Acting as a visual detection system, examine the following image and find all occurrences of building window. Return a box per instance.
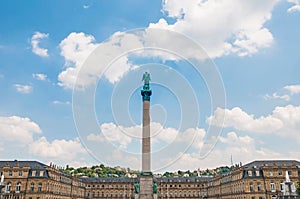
[30,182,34,192]
[248,170,253,176]
[280,181,284,191]
[38,183,42,192]
[31,170,36,176]
[278,171,283,176]
[270,182,276,192]
[256,170,260,176]
[16,182,21,192]
[257,182,262,192]
[5,182,11,192]
[18,171,22,176]
[250,182,254,192]
[269,172,273,176]
[8,171,12,176]
[288,171,292,176]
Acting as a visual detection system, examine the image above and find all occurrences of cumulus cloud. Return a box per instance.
[87,122,206,150]
[31,32,49,57]
[57,1,282,89]
[14,84,33,94]
[32,73,48,81]
[284,84,300,95]
[151,0,278,58]
[0,116,41,144]
[58,32,140,89]
[29,137,87,160]
[207,105,300,141]
[287,0,300,12]
[156,131,283,170]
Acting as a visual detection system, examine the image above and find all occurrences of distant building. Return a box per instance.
[0,160,85,199]
[0,160,299,199]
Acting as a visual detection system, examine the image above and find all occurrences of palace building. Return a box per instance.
[0,160,299,199]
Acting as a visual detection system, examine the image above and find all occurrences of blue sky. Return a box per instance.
[0,0,300,172]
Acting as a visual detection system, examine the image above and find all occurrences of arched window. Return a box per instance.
[30,182,34,192]
[38,183,42,192]
[16,182,21,192]
[5,182,11,192]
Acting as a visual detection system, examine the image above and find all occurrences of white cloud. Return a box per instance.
[0,116,41,144]
[87,122,206,150]
[160,131,285,170]
[14,84,33,94]
[57,1,283,90]
[52,100,70,105]
[83,4,90,9]
[32,73,48,81]
[58,32,99,89]
[264,92,291,101]
[287,0,300,12]
[31,32,49,57]
[58,32,140,89]
[207,105,300,142]
[149,0,278,58]
[207,107,283,133]
[284,84,300,95]
[29,137,87,160]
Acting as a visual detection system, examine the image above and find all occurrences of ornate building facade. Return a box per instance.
[0,160,299,199]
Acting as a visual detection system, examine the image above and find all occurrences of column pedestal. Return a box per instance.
[139,175,153,199]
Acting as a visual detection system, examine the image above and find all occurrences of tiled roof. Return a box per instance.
[0,160,47,169]
[243,160,300,169]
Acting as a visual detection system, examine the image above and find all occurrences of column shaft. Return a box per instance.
[142,100,151,172]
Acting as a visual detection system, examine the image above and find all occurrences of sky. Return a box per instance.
[0,0,300,172]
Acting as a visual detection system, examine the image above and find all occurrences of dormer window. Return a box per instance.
[255,170,260,176]
[248,170,252,176]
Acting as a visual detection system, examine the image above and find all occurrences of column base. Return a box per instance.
[139,175,153,199]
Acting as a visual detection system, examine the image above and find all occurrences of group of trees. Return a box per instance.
[63,164,138,178]
[62,164,235,178]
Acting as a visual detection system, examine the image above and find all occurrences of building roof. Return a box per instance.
[0,160,47,169]
[243,160,300,169]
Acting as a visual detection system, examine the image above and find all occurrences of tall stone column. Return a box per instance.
[140,72,153,199]
[142,99,151,172]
